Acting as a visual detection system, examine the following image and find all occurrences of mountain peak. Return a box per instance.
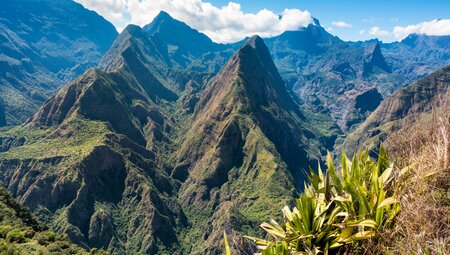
[363,42,391,76]
[237,35,280,80]
[152,10,175,23]
[121,24,148,39]
[99,23,172,72]
[143,10,224,57]
[245,35,264,47]
[312,17,321,26]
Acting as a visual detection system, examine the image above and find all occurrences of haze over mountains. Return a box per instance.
[0,1,448,254]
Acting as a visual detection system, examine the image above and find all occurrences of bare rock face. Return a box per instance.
[355,88,383,114]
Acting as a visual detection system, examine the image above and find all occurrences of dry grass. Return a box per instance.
[366,102,450,255]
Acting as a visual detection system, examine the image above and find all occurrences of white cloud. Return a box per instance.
[74,0,313,43]
[359,30,365,35]
[369,26,390,37]
[331,21,352,28]
[393,19,450,40]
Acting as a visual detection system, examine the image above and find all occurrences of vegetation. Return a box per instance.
[240,147,400,254]
[224,100,449,255]
[368,106,449,255]
[0,186,108,254]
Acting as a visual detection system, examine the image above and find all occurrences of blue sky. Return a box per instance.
[207,0,450,41]
[75,0,450,43]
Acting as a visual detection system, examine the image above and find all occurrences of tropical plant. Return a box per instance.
[244,147,400,254]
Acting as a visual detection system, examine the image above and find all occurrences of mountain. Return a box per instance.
[0,17,338,253]
[362,43,391,76]
[342,65,450,153]
[381,34,450,81]
[174,35,336,253]
[143,11,223,57]
[0,24,188,254]
[264,25,399,131]
[0,0,118,126]
[264,25,449,132]
[0,186,93,254]
[143,11,236,72]
[0,6,449,254]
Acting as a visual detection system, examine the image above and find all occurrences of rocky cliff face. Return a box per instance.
[0,0,118,126]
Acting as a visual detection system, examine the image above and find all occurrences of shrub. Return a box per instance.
[243,147,400,254]
[90,248,110,255]
[5,229,26,243]
[36,231,57,246]
[0,225,13,238]
[46,242,62,252]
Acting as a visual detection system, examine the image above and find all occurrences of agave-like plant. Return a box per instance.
[245,147,400,254]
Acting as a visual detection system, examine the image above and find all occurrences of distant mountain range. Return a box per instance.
[0,0,118,125]
[2,7,448,130]
[0,3,449,255]
[343,65,450,153]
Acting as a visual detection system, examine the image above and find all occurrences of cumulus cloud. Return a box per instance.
[331,21,352,28]
[74,0,313,43]
[75,0,128,30]
[359,30,365,35]
[369,26,390,37]
[393,19,450,40]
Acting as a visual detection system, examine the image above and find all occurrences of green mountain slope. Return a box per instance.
[342,65,450,153]
[0,25,188,253]
[175,36,335,253]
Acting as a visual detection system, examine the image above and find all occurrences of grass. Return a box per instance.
[0,115,110,161]
[365,105,450,255]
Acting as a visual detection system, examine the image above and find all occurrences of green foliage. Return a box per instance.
[0,186,102,254]
[35,231,56,245]
[0,226,13,239]
[5,229,26,243]
[245,147,400,254]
